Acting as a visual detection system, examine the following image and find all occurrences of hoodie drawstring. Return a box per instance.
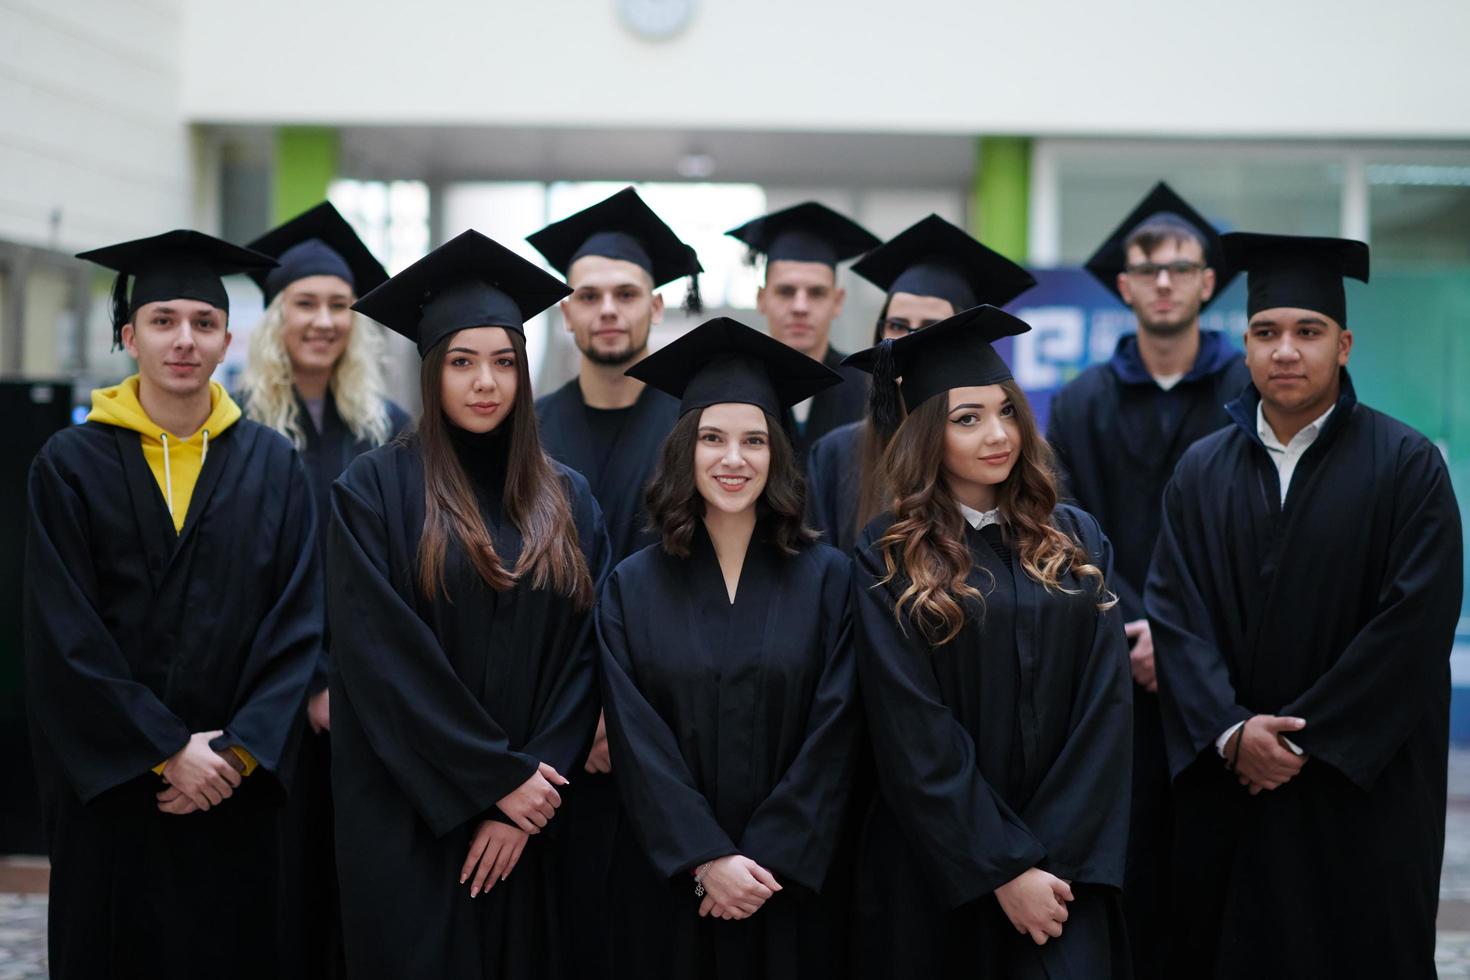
[201,429,210,469]
[160,433,174,520]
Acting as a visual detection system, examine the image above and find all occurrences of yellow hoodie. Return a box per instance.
[86,375,241,534]
[86,375,257,779]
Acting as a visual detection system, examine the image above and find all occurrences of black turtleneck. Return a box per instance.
[447,422,511,522]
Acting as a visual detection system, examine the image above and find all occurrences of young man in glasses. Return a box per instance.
[1045,182,1247,980]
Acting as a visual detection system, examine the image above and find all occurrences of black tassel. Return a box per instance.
[868,337,904,439]
[682,271,704,316]
[109,273,131,351]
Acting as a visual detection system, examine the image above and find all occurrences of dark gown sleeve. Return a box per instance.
[23,447,192,802]
[209,452,323,787]
[1282,440,1462,790]
[518,478,611,777]
[598,567,739,879]
[1044,382,1080,503]
[853,536,1047,909]
[327,469,542,838]
[1019,511,1132,888]
[738,554,859,893]
[1147,458,1253,776]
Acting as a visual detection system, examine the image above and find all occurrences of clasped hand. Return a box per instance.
[995,867,1072,945]
[1227,714,1308,794]
[696,855,782,921]
[156,731,243,814]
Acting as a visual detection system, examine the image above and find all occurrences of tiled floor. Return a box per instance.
[9,760,1470,978]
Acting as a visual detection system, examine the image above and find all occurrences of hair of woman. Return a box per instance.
[645,408,817,558]
[875,379,1113,644]
[415,329,593,608]
[239,293,394,450]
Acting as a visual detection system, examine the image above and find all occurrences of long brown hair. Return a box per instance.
[415,330,593,608]
[645,407,816,558]
[875,379,1113,645]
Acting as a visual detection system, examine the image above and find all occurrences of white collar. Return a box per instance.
[958,502,1002,530]
[1256,401,1336,451]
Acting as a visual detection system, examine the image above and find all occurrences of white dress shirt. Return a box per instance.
[1257,401,1336,506]
[1213,402,1335,759]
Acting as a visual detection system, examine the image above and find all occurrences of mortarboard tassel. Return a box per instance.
[867,337,903,439]
[682,271,704,316]
[109,273,131,351]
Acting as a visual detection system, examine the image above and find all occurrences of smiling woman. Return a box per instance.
[595,318,861,980]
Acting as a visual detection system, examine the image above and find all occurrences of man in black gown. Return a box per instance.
[527,187,702,973]
[726,201,879,461]
[24,231,322,980]
[1044,182,1245,979]
[1147,232,1462,978]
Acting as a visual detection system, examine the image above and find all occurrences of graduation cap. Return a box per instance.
[725,202,880,268]
[246,202,388,306]
[527,186,704,312]
[625,316,842,419]
[843,305,1030,436]
[1222,232,1370,328]
[352,230,570,356]
[1083,181,1237,309]
[76,230,278,348]
[852,214,1037,312]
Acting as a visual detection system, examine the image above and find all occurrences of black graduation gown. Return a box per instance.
[597,527,858,980]
[852,506,1132,979]
[535,378,679,564]
[1044,329,1248,978]
[278,390,410,980]
[782,346,866,463]
[328,429,610,980]
[1146,372,1462,979]
[24,418,322,980]
[533,377,681,973]
[804,419,863,552]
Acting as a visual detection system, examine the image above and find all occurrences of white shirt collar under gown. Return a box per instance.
[958,502,1002,531]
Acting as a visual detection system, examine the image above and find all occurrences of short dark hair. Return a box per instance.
[1125,214,1209,262]
[645,408,817,558]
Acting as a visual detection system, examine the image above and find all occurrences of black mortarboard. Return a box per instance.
[351,230,570,356]
[76,230,278,347]
[852,214,1037,311]
[843,305,1030,436]
[1222,232,1370,328]
[725,202,880,268]
[527,187,703,311]
[247,202,388,305]
[625,317,842,419]
[1083,181,1238,309]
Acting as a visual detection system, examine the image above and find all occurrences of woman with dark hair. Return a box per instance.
[596,318,860,980]
[845,306,1132,979]
[805,214,1036,553]
[326,231,609,980]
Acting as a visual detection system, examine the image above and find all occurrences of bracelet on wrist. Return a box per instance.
[693,861,713,898]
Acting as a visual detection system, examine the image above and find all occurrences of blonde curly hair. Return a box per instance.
[240,292,394,450]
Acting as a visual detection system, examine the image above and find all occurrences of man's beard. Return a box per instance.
[1136,302,1201,338]
[580,336,648,367]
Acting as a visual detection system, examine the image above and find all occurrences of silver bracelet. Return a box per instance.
[693,861,713,898]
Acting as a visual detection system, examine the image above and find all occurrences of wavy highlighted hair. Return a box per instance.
[875,380,1114,645]
[240,292,394,450]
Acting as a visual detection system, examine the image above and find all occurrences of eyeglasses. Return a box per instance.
[881,317,945,336]
[1125,261,1205,281]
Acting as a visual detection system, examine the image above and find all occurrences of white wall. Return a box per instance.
[183,0,1470,139]
[0,0,195,253]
